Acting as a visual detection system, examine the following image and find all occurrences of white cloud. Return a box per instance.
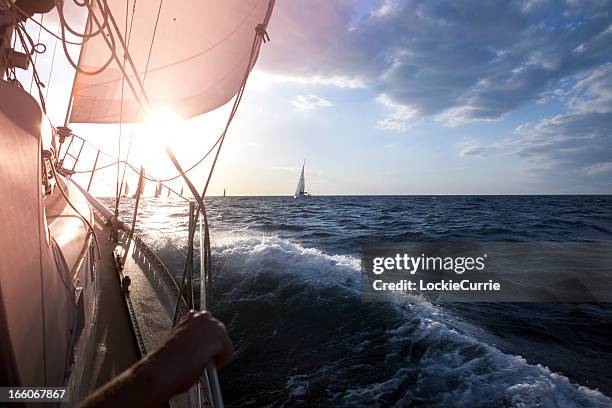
[370,0,399,18]
[459,140,487,157]
[254,72,365,89]
[292,94,333,111]
[375,94,418,131]
[568,64,612,114]
[584,161,612,175]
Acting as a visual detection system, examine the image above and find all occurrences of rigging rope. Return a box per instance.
[28,13,43,93]
[56,0,112,40]
[14,22,48,112]
[58,0,117,76]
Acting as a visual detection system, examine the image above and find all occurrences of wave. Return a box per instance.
[203,235,611,407]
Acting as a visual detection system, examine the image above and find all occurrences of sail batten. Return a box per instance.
[69,0,275,124]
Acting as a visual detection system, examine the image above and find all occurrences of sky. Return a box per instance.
[16,0,612,195]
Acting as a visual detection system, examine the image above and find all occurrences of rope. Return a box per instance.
[58,0,117,76]
[72,159,121,174]
[28,13,44,93]
[56,0,111,40]
[14,22,48,112]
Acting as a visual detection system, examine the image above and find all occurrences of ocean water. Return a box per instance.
[103,195,612,407]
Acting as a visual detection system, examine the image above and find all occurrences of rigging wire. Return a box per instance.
[8,2,82,45]
[96,0,152,107]
[44,22,60,101]
[28,13,43,93]
[115,0,130,227]
[116,0,160,220]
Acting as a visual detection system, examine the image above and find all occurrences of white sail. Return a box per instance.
[295,163,305,197]
[69,0,275,123]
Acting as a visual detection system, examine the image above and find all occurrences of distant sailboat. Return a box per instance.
[223,188,226,197]
[133,178,144,198]
[180,186,184,196]
[294,160,311,198]
[154,182,162,197]
[122,182,130,197]
[167,187,171,197]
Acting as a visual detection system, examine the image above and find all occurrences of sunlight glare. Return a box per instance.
[134,107,183,172]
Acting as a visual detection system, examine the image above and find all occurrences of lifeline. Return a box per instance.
[373,279,501,291]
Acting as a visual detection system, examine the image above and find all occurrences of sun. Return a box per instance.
[143,107,181,146]
[133,107,183,173]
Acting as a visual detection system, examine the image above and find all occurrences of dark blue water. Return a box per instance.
[106,195,612,407]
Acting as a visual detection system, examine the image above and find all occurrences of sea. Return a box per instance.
[103,195,612,408]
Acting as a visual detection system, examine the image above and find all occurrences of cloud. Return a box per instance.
[584,161,612,175]
[262,0,612,124]
[459,140,487,157]
[292,94,333,111]
[375,93,417,130]
[255,72,365,89]
[567,64,612,114]
[466,65,612,173]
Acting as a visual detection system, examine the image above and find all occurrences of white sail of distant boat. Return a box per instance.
[167,187,171,197]
[122,182,130,197]
[154,182,162,197]
[133,178,144,198]
[223,188,226,197]
[294,160,311,198]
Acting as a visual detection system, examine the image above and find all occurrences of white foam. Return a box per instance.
[213,235,612,406]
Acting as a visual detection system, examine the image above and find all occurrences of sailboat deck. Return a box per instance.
[86,214,141,393]
[117,238,174,353]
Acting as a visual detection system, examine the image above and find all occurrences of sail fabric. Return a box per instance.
[69,0,275,123]
[295,164,305,196]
